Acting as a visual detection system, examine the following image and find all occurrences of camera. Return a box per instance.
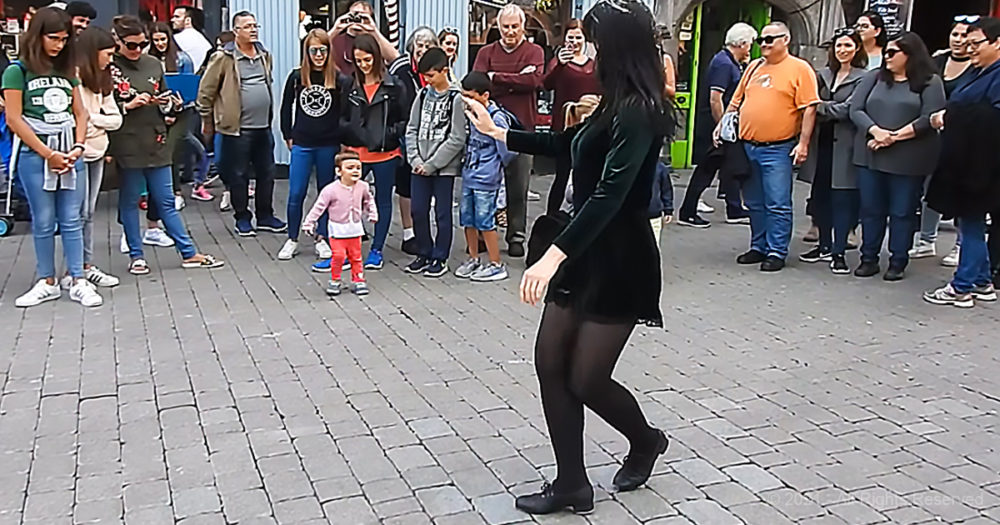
[347,13,366,25]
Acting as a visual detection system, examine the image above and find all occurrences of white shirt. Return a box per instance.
[174,28,213,71]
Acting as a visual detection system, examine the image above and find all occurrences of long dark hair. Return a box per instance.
[76,26,116,95]
[858,10,888,48]
[351,33,385,85]
[583,0,671,132]
[19,7,76,76]
[827,30,868,73]
[148,22,181,72]
[879,32,936,93]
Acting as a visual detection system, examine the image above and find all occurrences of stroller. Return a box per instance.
[0,111,20,237]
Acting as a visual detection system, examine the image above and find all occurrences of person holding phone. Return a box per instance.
[329,1,399,77]
[542,19,600,215]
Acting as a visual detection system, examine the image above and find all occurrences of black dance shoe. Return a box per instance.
[613,429,669,492]
[514,482,594,515]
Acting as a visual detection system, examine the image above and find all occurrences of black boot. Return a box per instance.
[612,429,669,492]
[514,482,594,515]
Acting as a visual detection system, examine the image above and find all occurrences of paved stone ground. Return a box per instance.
[0,172,998,525]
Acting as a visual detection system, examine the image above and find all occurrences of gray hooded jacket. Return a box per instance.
[405,84,468,177]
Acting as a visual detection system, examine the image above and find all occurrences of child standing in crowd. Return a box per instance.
[404,47,467,277]
[303,151,377,297]
[454,72,514,282]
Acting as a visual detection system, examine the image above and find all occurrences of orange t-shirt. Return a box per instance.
[729,55,820,143]
[346,82,402,164]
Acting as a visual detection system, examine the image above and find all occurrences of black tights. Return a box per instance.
[534,303,656,491]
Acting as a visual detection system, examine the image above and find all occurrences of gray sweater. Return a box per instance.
[850,71,946,176]
[405,85,468,177]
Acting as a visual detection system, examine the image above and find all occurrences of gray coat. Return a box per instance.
[799,67,867,189]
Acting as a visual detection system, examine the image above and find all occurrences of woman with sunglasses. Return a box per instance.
[542,18,600,214]
[798,28,868,274]
[856,11,888,70]
[849,32,945,281]
[278,28,350,262]
[110,15,224,275]
[4,7,104,308]
[438,27,460,84]
[911,17,978,265]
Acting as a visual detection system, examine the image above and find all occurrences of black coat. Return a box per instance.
[927,100,1000,218]
[340,74,409,153]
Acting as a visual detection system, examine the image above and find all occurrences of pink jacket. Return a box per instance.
[303,180,378,238]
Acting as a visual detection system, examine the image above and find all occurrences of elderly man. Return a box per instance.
[472,4,544,258]
[679,22,757,228]
[330,0,400,77]
[717,22,819,272]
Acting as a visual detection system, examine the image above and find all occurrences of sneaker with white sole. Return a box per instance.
[315,240,332,259]
[923,283,974,308]
[278,239,299,260]
[86,266,120,287]
[971,283,998,302]
[143,228,175,247]
[353,282,370,296]
[120,232,130,254]
[455,258,481,279]
[220,191,232,211]
[470,262,509,282]
[15,279,61,307]
[942,245,960,267]
[909,240,936,259]
[174,194,185,210]
[527,190,541,202]
[697,199,715,214]
[69,279,103,307]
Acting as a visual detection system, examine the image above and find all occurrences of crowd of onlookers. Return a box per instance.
[2,0,998,311]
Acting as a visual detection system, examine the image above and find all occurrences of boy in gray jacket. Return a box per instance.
[404,47,468,278]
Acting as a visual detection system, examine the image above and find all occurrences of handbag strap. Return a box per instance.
[734,58,766,135]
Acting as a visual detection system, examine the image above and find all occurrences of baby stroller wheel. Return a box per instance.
[0,216,12,237]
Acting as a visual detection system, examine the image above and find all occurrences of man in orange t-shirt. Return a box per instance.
[718,22,819,272]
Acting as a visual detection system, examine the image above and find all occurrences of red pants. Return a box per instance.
[330,237,364,283]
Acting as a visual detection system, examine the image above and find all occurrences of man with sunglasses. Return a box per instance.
[924,17,1000,307]
[717,22,819,272]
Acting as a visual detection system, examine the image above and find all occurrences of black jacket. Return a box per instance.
[927,100,1000,217]
[388,54,419,114]
[340,74,409,153]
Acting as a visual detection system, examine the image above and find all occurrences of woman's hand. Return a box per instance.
[47,151,72,173]
[930,110,946,130]
[868,126,892,144]
[520,246,567,306]
[124,93,152,111]
[462,96,505,141]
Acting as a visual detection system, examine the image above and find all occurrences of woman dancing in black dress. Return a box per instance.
[463,0,674,515]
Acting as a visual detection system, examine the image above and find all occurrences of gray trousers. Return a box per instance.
[504,154,532,245]
[81,159,105,265]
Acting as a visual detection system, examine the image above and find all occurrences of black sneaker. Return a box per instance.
[401,238,419,256]
[404,257,430,274]
[883,265,906,282]
[612,429,669,492]
[799,247,832,263]
[678,215,711,228]
[854,261,880,278]
[830,254,850,275]
[423,259,448,278]
[736,250,766,265]
[514,482,594,515]
[760,256,786,272]
[508,242,525,258]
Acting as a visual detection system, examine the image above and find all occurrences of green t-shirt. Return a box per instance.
[1,64,79,124]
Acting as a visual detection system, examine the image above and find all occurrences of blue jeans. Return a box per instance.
[952,214,991,293]
[18,148,85,279]
[830,189,860,256]
[743,141,795,259]
[858,167,924,268]
[411,174,455,261]
[365,158,400,251]
[119,165,197,260]
[287,145,337,241]
[460,186,499,231]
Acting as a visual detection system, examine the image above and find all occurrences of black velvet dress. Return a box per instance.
[507,105,667,327]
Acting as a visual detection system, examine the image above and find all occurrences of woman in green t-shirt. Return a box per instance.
[2,7,103,308]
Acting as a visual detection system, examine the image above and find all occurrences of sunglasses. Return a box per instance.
[441,26,459,35]
[308,46,329,56]
[833,27,857,38]
[856,22,873,30]
[122,40,148,51]
[884,48,903,58]
[756,34,787,45]
[955,15,981,24]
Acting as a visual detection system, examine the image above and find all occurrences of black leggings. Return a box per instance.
[534,303,656,490]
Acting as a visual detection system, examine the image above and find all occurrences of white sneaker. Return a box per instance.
[909,240,936,259]
[143,228,175,247]
[86,266,120,287]
[69,279,103,307]
[527,190,541,202]
[59,275,74,290]
[315,240,332,259]
[220,191,232,211]
[697,199,715,214]
[15,279,61,307]
[248,180,256,197]
[942,245,960,267]
[278,239,299,260]
[120,232,130,254]
[174,194,186,210]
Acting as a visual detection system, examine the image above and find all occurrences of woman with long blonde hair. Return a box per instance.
[278,28,350,262]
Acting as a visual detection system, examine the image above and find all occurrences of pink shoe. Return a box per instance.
[191,186,214,201]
